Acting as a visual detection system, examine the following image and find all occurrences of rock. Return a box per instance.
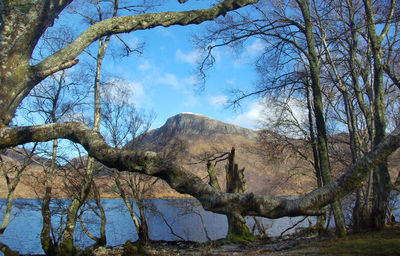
[92,246,108,256]
[147,112,258,139]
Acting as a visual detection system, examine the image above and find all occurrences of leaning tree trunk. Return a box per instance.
[137,199,150,244]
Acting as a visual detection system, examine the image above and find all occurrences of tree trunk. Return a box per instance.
[207,161,221,190]
[306,85,326,233]
[297,0,346,237]
[362,0,394,230]
[94,186,107,247]
[61,20,112,251]
[137,199,150,244]
[41,139,58,256]
[114,172,149,243]
[225,148,252,241]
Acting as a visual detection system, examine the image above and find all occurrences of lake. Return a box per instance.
[0,198,317,255]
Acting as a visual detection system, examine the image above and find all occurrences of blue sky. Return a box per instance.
[106,26,265,129]
[16,1,267,132]
[93,1,267,130]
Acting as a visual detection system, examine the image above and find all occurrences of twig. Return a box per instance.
[279,216,307,238]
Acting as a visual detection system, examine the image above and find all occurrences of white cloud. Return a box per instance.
[157,73,181,89]
[226,79,236,86]
[209,95,228,108]
[155,73,200,107]
[157,73,198,91]
[183,75,198,86]
[226,97,308,135]
[103,78,145,106]
[176,49,201,65]
[128,81,145,102]
[138,59,151,71]
[246,38,265,57]
[260,97,309,138]
[227,101,264,129]
[234,39,265,66]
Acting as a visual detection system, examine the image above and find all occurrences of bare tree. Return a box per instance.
[0,145,39,255]
[194,0,399,233]
[101,79,157,244]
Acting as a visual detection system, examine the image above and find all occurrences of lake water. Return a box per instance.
[0,198,317,255]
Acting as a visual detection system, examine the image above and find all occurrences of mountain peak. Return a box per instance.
[151,112,257,138]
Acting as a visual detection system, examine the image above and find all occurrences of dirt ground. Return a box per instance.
[90,225,400,256]
[91,232,331,256]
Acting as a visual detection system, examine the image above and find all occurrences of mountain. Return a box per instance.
[2,113,398,199]
[147,112,258,138]
[130,112,316,197]
[0,113,321,198]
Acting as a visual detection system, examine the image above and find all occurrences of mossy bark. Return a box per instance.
[362,0,395,230]
[297,0,346,237]
[225,148,253,241]
[207,161,221,190]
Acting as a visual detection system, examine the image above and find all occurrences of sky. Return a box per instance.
[76,0,267,130]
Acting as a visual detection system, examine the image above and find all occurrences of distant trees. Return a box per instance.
[23,29,90,254]
[100,78,157,244]
[0,147,37,255]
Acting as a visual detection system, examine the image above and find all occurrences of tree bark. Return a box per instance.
[296,0,346,237]
[225,148,252,240]
[207,161,221,190]
[306,85,326,233]
[362,0,395,230]
[137,199,150,244]
[114,171,148,243]
[41,139,58,256]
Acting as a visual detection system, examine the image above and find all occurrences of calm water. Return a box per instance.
[0,198,316,255]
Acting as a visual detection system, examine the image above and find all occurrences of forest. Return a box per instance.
[0,0,400,255]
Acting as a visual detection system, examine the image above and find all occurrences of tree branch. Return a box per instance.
[384,64,400,91]
[33,0,259,78]
[0,121,399,218]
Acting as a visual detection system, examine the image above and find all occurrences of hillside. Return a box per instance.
[1,113,398,199]
[127,112,317,197]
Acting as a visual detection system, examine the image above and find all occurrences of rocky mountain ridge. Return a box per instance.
[146,112,258,140]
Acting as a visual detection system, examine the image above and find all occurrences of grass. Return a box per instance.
[302,226,400,255]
